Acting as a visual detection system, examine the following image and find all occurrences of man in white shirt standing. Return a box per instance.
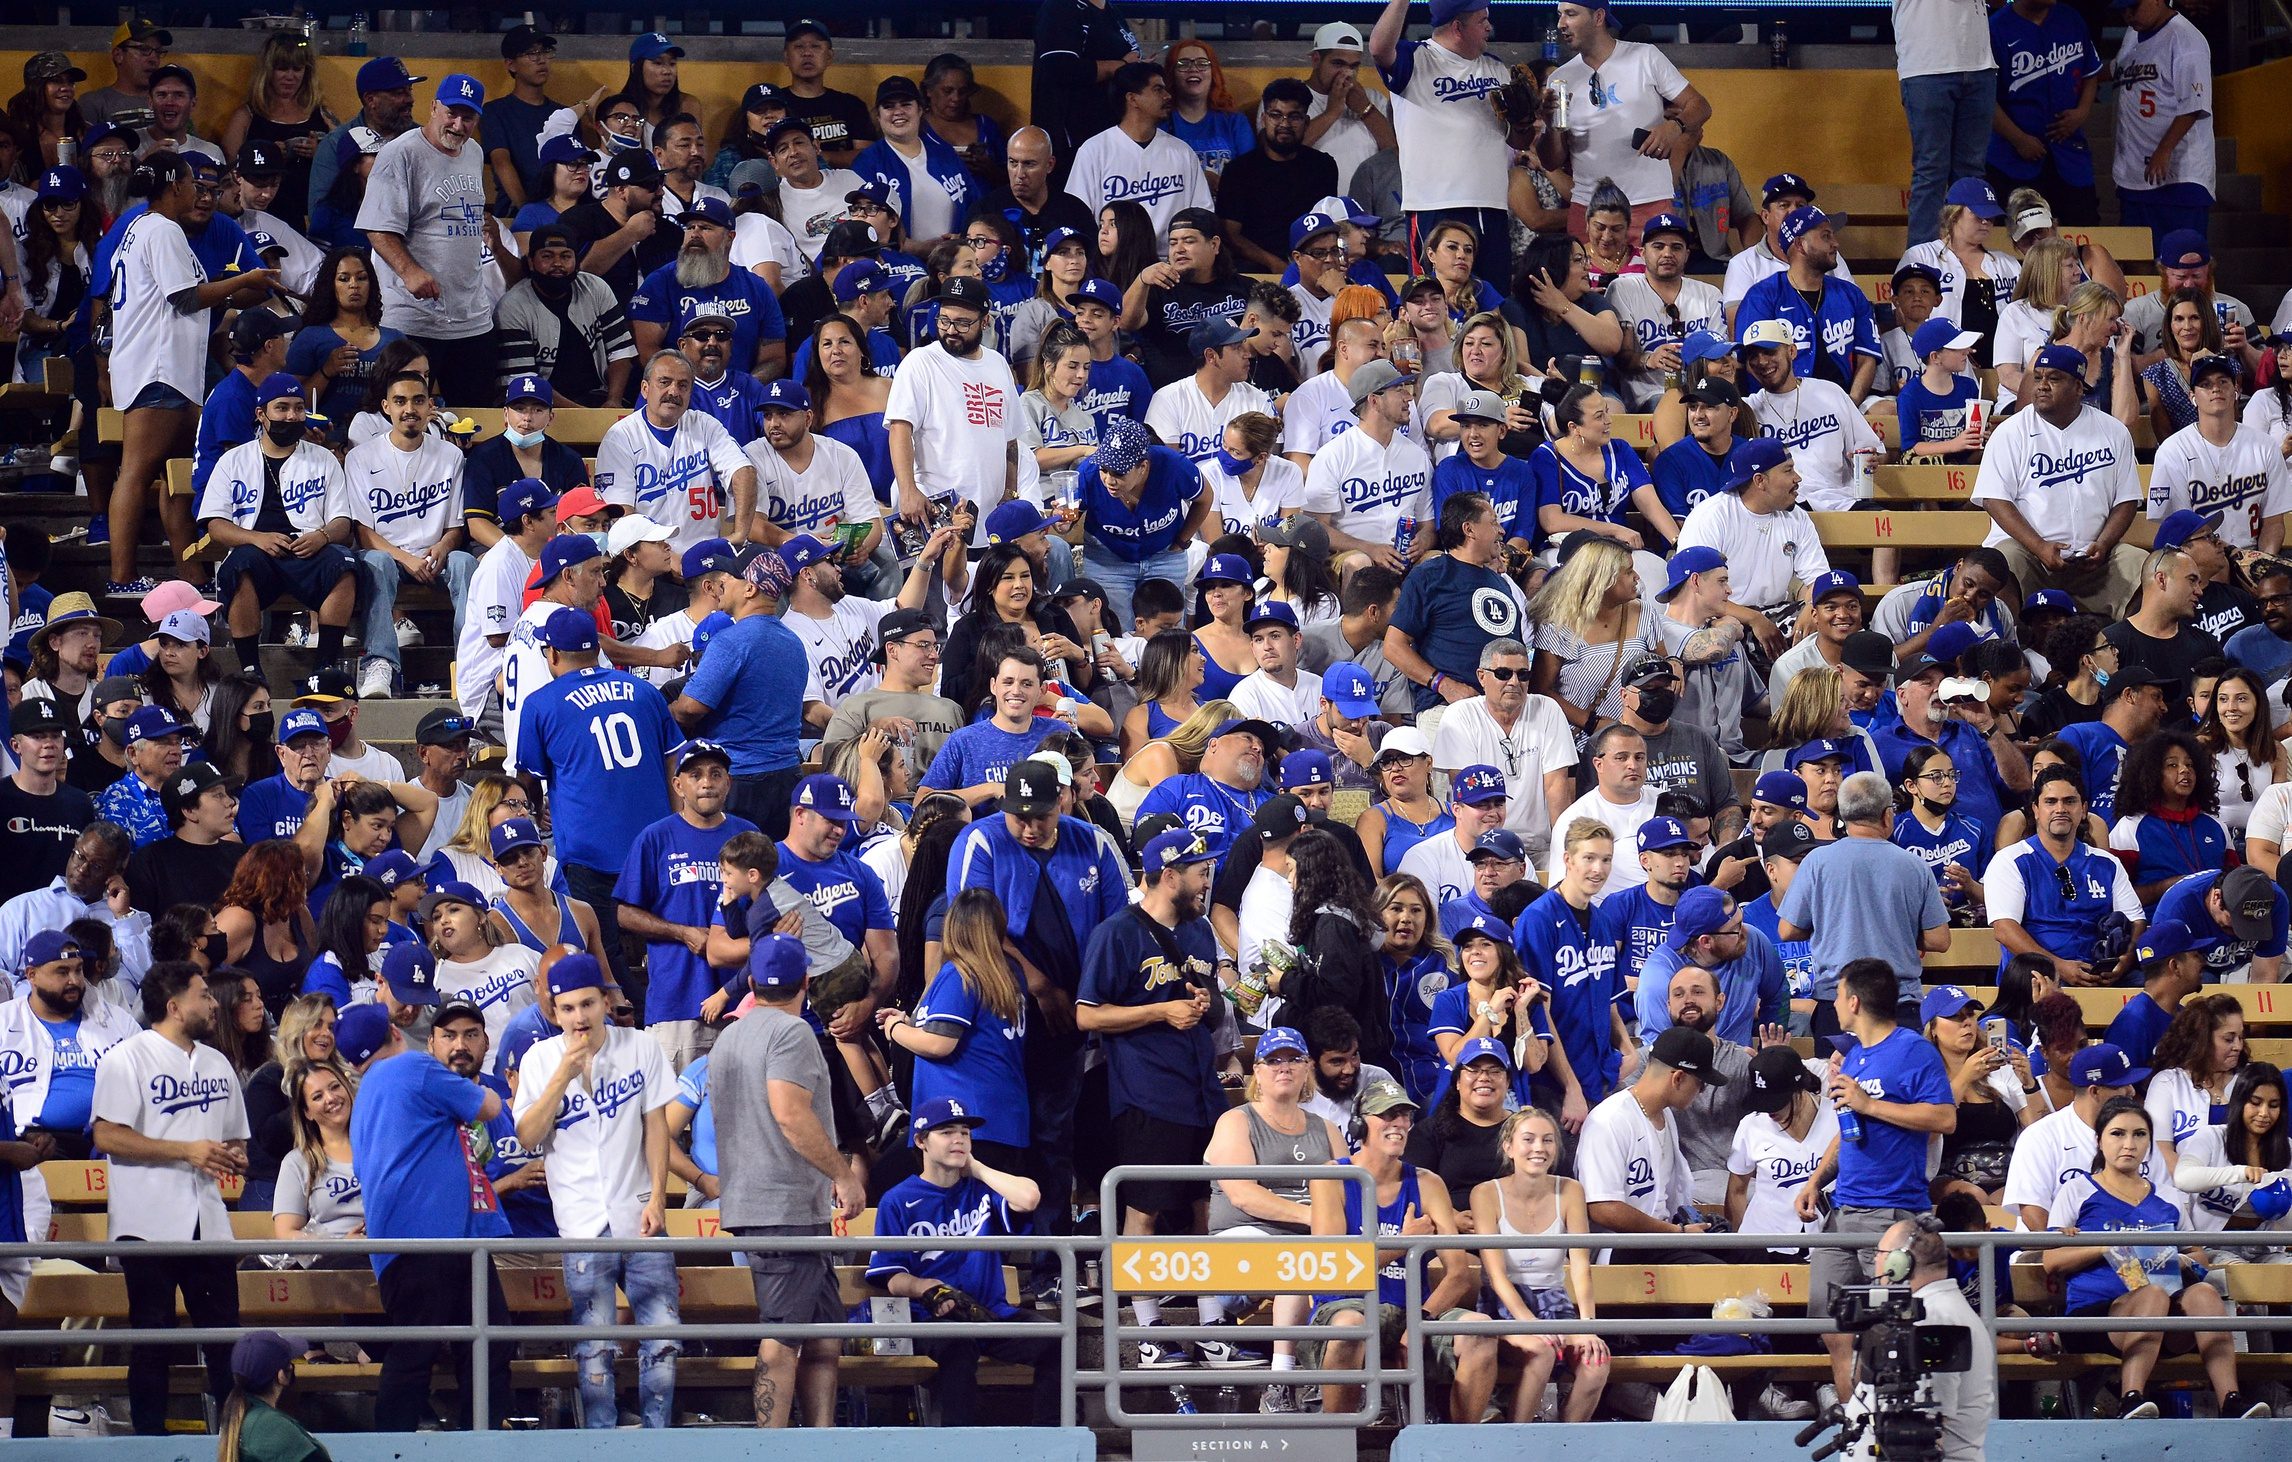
[2109,0,2216,252]
[1146,318,1282,465]
[1229,602,1325,728]
[1673,438,1832,642]
[1064,62,1211,248]
[2147,353,2291,554]
[1548,723,1662,891]
[1971,344,2145,613]
[596,350,757,561]
[456,477,557,726]
[346,369,476,699]
[887,276,1022,537]
[1430,638,1576,862]
[1369,0,1519,290]
[1541,3,1710,242]
[90,962,247,1436]
[1301,24,1396,193]
[1303,358,1431,573]
[1891,0,1997,245]
[514,953,678,1429]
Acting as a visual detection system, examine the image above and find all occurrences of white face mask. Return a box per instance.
[504,425,547,449]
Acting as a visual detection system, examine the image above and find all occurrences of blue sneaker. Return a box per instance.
[86,514,107,546]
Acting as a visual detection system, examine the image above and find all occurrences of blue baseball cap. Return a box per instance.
[2153,508,2224,551]
[498,477,559,528]
[355,57,425,95]
[503,373,554,407]
[1067,278,1124,314]
[1091,416,1153,477]
[832,260,890,302]
[1753,770,1809,810]
[1761,172,1816,205]
[255,372,304,407]
[1925,620,1983,667]
[911,1096,988,1140]
[363,850,420,890]
[536,134,595,168]
[692,610,735,657]
[1944,177,2004,219]
[1681,330,1736,364]
[1452,765,1508,806]
[749,933,808,992]
[1786,737,1850,769]
[1428,0,1491,25]
[2067,1043,2149,1088]
[674,738,732,772]
[36,165,87,202]
[546,952,609,999]
[1919,984,1982,1024]
[2251,1178,2292,1222]
[2031,343,2087,376]
[380,942,438,1007]
[1279,749,1336,790]
[1811,568,1862,604]
[1255,1027,1309,1061]
[1667,885,1734,947]
[537,606,600,652]
[124,707,186,746]
[778,533,836,573]
[1911,318,1982,357]
[1641,211,1694,243]
[1186,318,1256,356]
[1245,600,1300,634]
[488,817,545,859]
[335,1004,396,1065]
[1656,545,1727,602]
[1467,829,1527,864]
[417,879,488,924]
[1726,438,1792,490]
[1142,829,1218,875]
[2155,229,2209,268]
[1452,911,1514,945]
[2133,917,2213,966]
[681,538,737,579]
[791,772,858,822]
[630,31,685,61]
[435,73,485,113]
[984,499,1054,544]
[1779,206,1845,253]
[534,534,603,586]
[22,929,81,969]
[1454,1034,1511,1069]
[1289,212,1341,252]
[1638,816,1693,853]
[1042,225,1088,257]
[682,197,733,229]
[1321,661,1381,718]
[2024,589,2075,615]
[276,707,328,745]
[1200,552,1254,587]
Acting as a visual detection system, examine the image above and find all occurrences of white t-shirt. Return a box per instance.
[1971,404,2143,554]
[595,408,753,560]
[327,743,405,782]
[2243,387,2292,448]
[90,1029,249,1242]
[2144,1065,2218,1153]
[1896,239,2022,330]
[1228,667,1325,728]
[195,440,352,535]
[1284,368,1355,455]
[1547,786,1661,890]
[1746,379,1885,512]
[2113,16,2215,195]
[749,432,881,538]
[1378,38,1510,212]
[631,605,699,690]
[1431,694,1574,854]
[2004,1104,2166,1223]
[1301,422,1432,548]
[2246,781,2292,853]
[1063,125,1213,245]
[242,206,326,296]
[1609,275,1725,409]
[776,168,866,256]
[458,536,534,718]
[1727,1096,1839,1248]
[788,596,896,702]
[1673,491,1832,612]
[1305,86,1392,192]
[884,341,1023,526]
[1578,1084,1695,1231]
[515,1024,674,1239]
[1892,0,2000,78]
[1721,238,1854,311]
[1992,300,2054,399]
[732,209,806,285]
[106,210,207,404]
[344,432,467,552]
[501,599,568,773]
[1146,377,1281,464]
[2146,422,2292,551]
[1201,455,1306,537]
[435,945,541,1076]
[1398,827,1475,908]
[1235,862,1295,982]
[1551,42,1691,206]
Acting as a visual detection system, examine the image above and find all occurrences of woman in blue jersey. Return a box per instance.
[300,875,390,1010]
[1426,914,1558,1110]
[2043,1097,2270,1420]
[878,888,1031,1170]
[2108,729,2233,909]
[1375,874,1455,1104]
[1893,744,1988,925]
[1527,385,1671,553]
[1118,630,1205,760]
[286,247,404,443]
[1190,551,1258,702]
[808,315,896,506]
[1515,818,1622,1128]
[1355,734,1453,878]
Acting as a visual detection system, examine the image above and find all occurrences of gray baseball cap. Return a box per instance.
[1449,388,1508,424]
[1348,358,1417,408]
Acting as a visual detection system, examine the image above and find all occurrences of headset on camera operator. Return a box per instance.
[1806,1214,1992,1462]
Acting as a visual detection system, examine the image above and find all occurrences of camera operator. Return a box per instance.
[1840,1215,1993,1462]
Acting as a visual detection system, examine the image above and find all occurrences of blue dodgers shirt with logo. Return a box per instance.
[350,1050,508,1274]
[1388,554,1525,711]
[1650,437,1733,522]
[1082,357,1153,434]
[2054,1174,2186,1312]
[614,812,757,1026]
[1735,273,1883,382]
[921,720,1059,797]
[1077,445,1204,563]
[1077,907,1226,1126]
[1593,883,1683,995]
[1134,772,1271,866]
[1384,946,1455,1104]
[1830,1026,1954,1211]
[2153,868,2289,979]
[1515,887,1627,1104]
[1431,451,1538,541]
[1988,4,2105,187]
[689,370,772,444]
[2054,720,2130,822]
[1528,439,1653,534]
[234,772,314,844]
[27,1018,99,1129]
[910,962,1030,1148]
[627,262,788,371]
[478,1071,555,1237]
[775,842,894,951]
[514,665,679,876]
[867,1173,1026,1318]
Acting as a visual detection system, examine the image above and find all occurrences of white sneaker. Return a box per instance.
[1815,1382,1840,1416]
[395,615,424,648]
[1757,1382,1816,1420]
[358,659,395,699]
[1258,1382,1298,1415]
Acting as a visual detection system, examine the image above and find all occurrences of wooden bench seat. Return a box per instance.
[11,1354,1034,1401]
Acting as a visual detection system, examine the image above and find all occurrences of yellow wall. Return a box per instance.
[2215,55,2292,215]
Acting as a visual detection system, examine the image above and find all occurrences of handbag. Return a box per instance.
[1651,1363,1738,1422]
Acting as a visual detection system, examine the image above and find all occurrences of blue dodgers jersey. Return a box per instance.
[1515,887,1626,1104]
[234,773,314,844]
[613,813,757,1025]
[514,665,679,875]
[867,1173,1025,1318]
[2057,1176,2185,1313]
[775,843,894,951]
[1831,1026,1954,1211]
[1528,439,1651,531]
[478,1072,555,1238]
[2153,869,2288,979]
[910,963,1030,1148]
[1383,947,1455,1105]
[1133,772,1270,866]
[627,261,788,368]
[2054,720,2129,822]
[1735,272,1882,381]
[687,370,771,445]
[1988,4,2104,186]
[1082,356,1153,433]
[1593,884,1680,993]
[1431,452,1537,541]
[1077,447,1203,564]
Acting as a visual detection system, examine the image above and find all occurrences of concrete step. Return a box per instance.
[2216,171,2265,214]
[2212,211,2290,249]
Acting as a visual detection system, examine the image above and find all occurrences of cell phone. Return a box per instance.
[1983,1018,2011,1055]
[1631,127,1652,149]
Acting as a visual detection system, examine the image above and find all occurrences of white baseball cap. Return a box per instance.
[1373,727,1433,763]
[2009,203,2055,243]
[1313,21,1366,52]
[605,515,677,557]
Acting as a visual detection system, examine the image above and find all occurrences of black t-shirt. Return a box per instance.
[603,576,690,644]
[781,272,837,356]
[538,288,605,406]
[1138,276,1251,386]
[65,742,128,796]
[786,88,876,158]
[2021,683,2103,743]
[0,778,95,903]
[2191,580,2261,647]
[1213,146,1339,265]
[2102,616,2221,693]
[1032,0,1140,161]
[1212,817,1373,912]
[557,198,676,302]
[125,834,249,916]
[1705,832,1773,905]
[1403,1110,1507,1196]
[255,451,295,534]
[972,189,1098,274]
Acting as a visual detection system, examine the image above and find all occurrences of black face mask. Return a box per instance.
[1918,795,1953,819]
[101,716,132,748]
[263,420,305,447]
[202,932,230,966]
[1634,688,1677,726]
[246,711,275,745]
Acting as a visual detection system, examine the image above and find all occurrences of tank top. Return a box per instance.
[242,917,314,1017]
[1371,798,1456,875]
[492,891,581,956]
[1145,701,1184,740]
[1206,1104,1335,1235]
[243,108,332,230]
[1194,632,1248,702]
[1332,1160,1424,1310]
[819,411,895,504]
[1494,1178,1569,1291]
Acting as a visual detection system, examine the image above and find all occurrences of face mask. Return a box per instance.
[102,716,131,748]
[264,420,305,447]
[1214,447,1256,477]
[504,425,547,448]
[1633,688,1677,725]
[202,932,230,966]
[606,130,644,152]
[246,711,275,744]
[586,530,610,552]
[2091,667,2110,688]
[325,717,353,750]
[1918,795,1953,818]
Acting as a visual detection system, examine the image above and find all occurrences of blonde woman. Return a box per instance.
[1199,412,1303,538]
[1895,191,2021,350]
[1107,699,1240,829]
[274,1063,363,1253]
[1993,237,2081,402]
[1420,311,1541,460]
[1528,537,1660,735]
[1473,1108,1609,1422]
[2044,282,2139,428]
[218,33,334,226]
[431,774,558,901]
[242,995,340,1212]
[1754,665,1880,776]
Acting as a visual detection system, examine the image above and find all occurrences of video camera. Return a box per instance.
[1796,1283,1973,1462]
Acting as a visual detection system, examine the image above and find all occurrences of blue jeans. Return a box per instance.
[563,1248,680,1428]
[1083,545,1189,633]
[357,547,477,674]
[1900,70,1997,244]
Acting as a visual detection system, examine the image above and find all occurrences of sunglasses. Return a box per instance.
[686,328,732,342]
[1482,666,1526,682]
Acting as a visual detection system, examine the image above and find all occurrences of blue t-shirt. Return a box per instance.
[674,1054,718,1176]
[191,367,259,502]
[2055,1174,2185,1312]
[1515,887,1626,1104]
[1734,273,1883,383]
[1077,906,1226,1126]
[911,962,1031,1147]
[1831,1025,1954,1210]
[1592,884,1681,995]
[2118,814,2233,901]
[1387,554,1525,711]
[1164,111,1256,177]
[300,951,357,1010]
[1871,720,2009,854]
[1430,452,1537,542]
[33,1016,98,1131]
[1741,892,1814,1003]
[1078,445,1204,562]
[627,260,788,371]
[613,813,755,1026]
[1897,374,1982,453]
[285,325,408,438]
[1383,947,1455,1105]
[514,665,679,876]
[1776,836,1950,1002]
[1133,772,1271,867]
[348,1051,510,1273]
[480,95,560,213]
[682,614,808,776]
[868,1173,1025,1318]
[1527,439,1652,537]
[2226,623,2292,686]
[1649,437,1734,523]
[1082,356,1154,434]
[790,328,902,383]
[235,772,313,844]
[493,1002,556,1086]
[921,719,1058,796]
[2055,720,2130,823]
[477,1071,555,1238]
[776,842,894,951]
[2102,991,2176,1068]
[2153,868,2287,979]
[1988,4,2104,187]
[1634,934,1790,1046]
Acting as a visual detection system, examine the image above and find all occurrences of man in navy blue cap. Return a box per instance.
[1144,311,1278,458]
[750,386,884,564]
[1592,814,1699,991]
[671,546,811,835]
[629,198,787,377]
[1673,436,1833,652]
[93,707,187,848]
[1229,600,1324,726]
[359,74,500,407]
[1064,275,1154,432]
[1871,644,2022,853]
[1969,341,2144,611]
[1735,211,1882,404]
[2123,231,2257,368]
[0,696,96,905]
[190,308,293,504]
[1134,715,1278,868]
[459,378,589,550]
[785,261,901,380]
[2100,918,2209,1068]
[2149,353,2288,569]
[307,56,423,225]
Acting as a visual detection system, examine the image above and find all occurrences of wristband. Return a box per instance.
[1429,671,1447,692]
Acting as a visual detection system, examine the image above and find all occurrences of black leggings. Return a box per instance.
[118,1248,238,1436]
[376,1251,514,1432]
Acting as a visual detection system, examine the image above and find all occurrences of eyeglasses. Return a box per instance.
[963,235,1001,250]
[603,112,642,127]
[1917,769,1961,784]
[87,149,132,164]
[1260,1052,1308,1066]
[1301,244,1350,263]
[1482,666,1525,682]
[1173,59,1213,71]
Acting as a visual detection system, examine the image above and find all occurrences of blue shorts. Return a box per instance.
[214,542,353,609]
[2116,184,2212,253]
[124,381,195,411]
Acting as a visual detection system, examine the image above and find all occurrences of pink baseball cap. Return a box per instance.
[141,580,222,619]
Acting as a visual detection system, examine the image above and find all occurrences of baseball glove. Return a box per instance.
[1491,63,1544,133]
[924,1283,996,1324]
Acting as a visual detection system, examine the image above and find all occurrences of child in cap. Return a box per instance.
[1898,319,1989,463]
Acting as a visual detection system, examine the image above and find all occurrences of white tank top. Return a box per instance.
[1496,1178,1569,1291]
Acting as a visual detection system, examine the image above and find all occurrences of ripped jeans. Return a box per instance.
[562,1248,681,1427]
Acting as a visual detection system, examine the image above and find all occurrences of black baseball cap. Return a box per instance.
[501,24,556,58]
[416,708,477,746]
[1840,630,1896,679]
[872,607,937,662]
[161,761,241,819]
[2103,663,2176,703]
[433,996,488,1030]
[1003,760,1062,817]
[9,698,72,737]
[1252,793,1309,843]
[819,219,882,261]
[1759,818,1819,863]
[1648,1026,1729,1084]
[937,275,992,312]
[1744,1046,1820,1112]
[602,152,663,189]
[235,140,287,178]
[1683,377,1741,409]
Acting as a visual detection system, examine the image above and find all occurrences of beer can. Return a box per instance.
[1393,515,1419,551]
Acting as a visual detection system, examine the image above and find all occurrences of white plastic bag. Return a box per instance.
[1652,1364,1737,1422]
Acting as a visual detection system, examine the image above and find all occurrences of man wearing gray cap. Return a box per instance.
[1302,358,1430,574]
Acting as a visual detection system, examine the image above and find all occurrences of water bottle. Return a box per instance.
[1770,20,1790,70]
[348,13,369,56]
[1542,23,1561,64]
[1170,1386,1199,1416]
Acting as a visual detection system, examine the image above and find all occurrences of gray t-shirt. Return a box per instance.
[1774,835,1949,1002]
[1020,388,1099,453]
[274,1150,365,1237]
[356,126,494,340]
[819,689,968,785]
[1671,1036,1753,1204]
[713,1003,835,1228]
[1639,720,1739,818]
[768,875,856,974]
[1651,610,1763,760]
[1301,620,1415,718]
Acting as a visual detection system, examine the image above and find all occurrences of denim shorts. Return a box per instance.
[125,381,195,411]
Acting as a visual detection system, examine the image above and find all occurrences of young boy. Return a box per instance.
[1068,278,1152,436]
[1430,389,1537,551]
[1897,319,1987,463]
[1879,263,1946,393]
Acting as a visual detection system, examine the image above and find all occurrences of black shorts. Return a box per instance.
[214,542,353,610]
[1110,1110,1215,1215]
[2065,1290,2203,1355]
[730,1222,845,1328]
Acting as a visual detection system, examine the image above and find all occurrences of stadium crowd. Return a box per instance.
[1,0,2291,1442]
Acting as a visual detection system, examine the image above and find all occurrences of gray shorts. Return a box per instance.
[731,1222,845,1327]
[1809,1205,1919,1320]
